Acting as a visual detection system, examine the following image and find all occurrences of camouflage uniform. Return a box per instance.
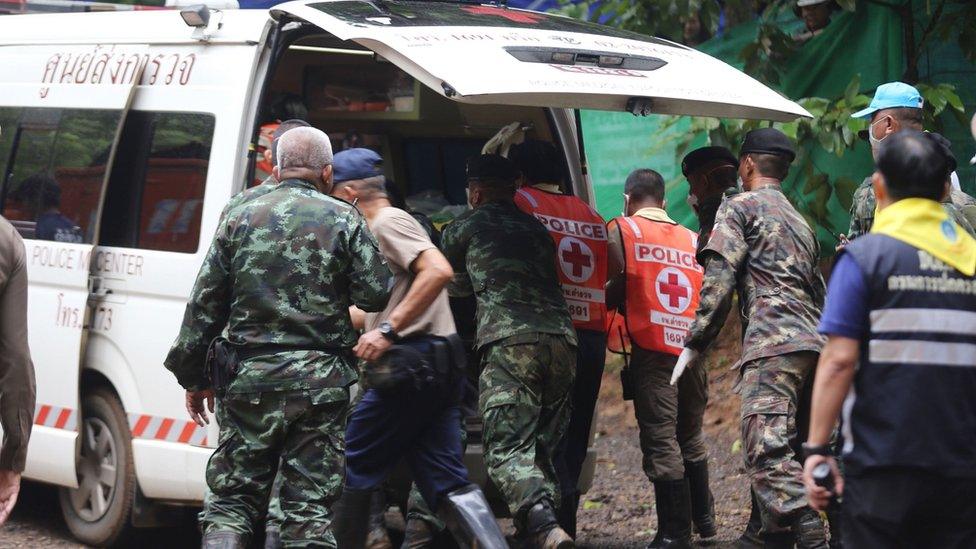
[164,178,392,546]
[221,175,278,219]
[223,178,290,541]
[684,187,826,532]
[848,177,976,239]
[440,201,577,531]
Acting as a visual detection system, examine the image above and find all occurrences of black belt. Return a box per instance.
[236,343,352,362]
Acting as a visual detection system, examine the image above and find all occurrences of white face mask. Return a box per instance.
[736,176,745,192]
[686,193,699,210]
[868,116,890,148]
[622,193,630,216]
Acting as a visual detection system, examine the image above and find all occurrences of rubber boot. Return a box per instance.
[263,529,282,549]
[647,480,692,549]
[761,531,794,549]
[684,460,717,539]
[367,490,393,549]
[333,486,375,549]
[736,489,763,549]
[557,492,580,539]
[525,500,574,549]
[793,508,829,549]
[201,531,246,549]
[437,484,508,549]
[401,517,436,549]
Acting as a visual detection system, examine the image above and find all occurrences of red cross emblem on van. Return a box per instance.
[461,6,544,24]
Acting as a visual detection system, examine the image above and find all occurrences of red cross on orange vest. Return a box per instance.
[561,241,591,278]
[658,272,688,308]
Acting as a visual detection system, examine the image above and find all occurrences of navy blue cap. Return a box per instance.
[682,146,738,176]
[333,148,383,183]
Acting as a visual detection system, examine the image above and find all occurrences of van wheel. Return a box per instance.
[59,388,136,547]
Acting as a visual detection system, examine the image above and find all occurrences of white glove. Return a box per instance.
[670,347,700,385]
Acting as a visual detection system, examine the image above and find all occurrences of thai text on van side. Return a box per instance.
[42,46,196,86]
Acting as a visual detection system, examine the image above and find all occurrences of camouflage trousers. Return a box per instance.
[740,351,821,530]
[479,332,576,530]
[201,388,349,547]
[631,346,708,482]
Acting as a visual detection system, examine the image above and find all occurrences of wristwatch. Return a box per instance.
[801,442,831,459]
[377,320,399,342]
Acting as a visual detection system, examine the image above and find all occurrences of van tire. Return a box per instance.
[59,388,136,547]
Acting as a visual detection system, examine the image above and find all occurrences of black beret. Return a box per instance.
[740,128,796,162]
[926,132,957,174]
[466,154,518,187]
[681,146,739,176]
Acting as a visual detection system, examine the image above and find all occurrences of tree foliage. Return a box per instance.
[557,0,973,239]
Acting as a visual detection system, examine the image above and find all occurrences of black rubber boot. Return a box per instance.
[201,531,246,549]
[793,508,829,549]
[400,517,436,549]
[648,480,692,549]
[736,489,763,549]
[333,486,375,549]
[263,529,281,549]
[525,499,574,549]
[761,531,794,549]
[557,492,580,539]
[367,490,393,549]
[437,484,508,549]
[684,460,717,539]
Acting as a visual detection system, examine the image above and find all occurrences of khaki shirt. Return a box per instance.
[0,216,35,472]
[365,207,456,338]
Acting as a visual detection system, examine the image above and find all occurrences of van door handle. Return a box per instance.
[88,276,112,298]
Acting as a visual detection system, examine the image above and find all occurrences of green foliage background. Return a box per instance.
[561,0,976,254]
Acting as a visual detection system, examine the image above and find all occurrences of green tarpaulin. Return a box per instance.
[581,0,976,253]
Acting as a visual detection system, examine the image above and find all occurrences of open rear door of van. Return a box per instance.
[0,46,143,487]
[271,1,810,121]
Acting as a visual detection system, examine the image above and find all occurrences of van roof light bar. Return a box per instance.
[179,4,222,42]
[180,4,209,27]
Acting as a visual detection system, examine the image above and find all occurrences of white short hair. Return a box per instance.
[276,126,333,172]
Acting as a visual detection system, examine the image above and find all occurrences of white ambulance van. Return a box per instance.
[0,2,807,545]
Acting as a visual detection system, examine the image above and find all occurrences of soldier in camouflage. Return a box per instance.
[212,117,309,549]
[848,134,976,240]
[682,146,740,257]
[673,129,828,548]
[441,154,577,549]
[847,82,976,241]
[164,127,392,549]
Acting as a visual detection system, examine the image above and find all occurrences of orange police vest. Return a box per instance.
[515,186,608,332]
[607,215,703,356]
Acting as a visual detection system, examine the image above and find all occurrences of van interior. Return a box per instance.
[255,30,569,224]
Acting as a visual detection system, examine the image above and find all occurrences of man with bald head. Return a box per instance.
[165,127,392,548]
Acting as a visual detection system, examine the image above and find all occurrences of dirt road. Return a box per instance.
[2,321,753,547]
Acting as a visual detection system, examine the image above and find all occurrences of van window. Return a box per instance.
[0,107,122,243]
[101,111,215,253]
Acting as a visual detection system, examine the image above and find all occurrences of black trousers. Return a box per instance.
[554,329,607,502]
[843,468,976,549]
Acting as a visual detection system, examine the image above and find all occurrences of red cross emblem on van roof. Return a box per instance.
[658,272,689,308]
[461,5,544,24]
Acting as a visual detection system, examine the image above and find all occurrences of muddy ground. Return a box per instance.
[2,318,750,548]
